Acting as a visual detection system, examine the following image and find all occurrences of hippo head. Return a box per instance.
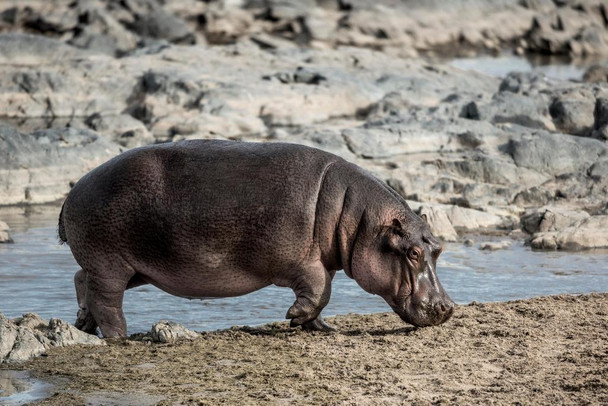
[349,211,454,327]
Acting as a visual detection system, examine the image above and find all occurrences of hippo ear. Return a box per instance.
[351,213,400,296]
[386,218,405,253]
[421,213,428,224]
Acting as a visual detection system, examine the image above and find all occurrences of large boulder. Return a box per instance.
[508,131,607,177]
[520,207,590,234]
[408,201,510,241]
[0,125,122,205]
[462,92,554,131]
[530,215,608,251]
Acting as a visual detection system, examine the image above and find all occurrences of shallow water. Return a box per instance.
[0,207,607,334]
[448,53,602,81]
[0,370,54,405]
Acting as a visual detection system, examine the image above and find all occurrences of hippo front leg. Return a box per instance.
[277,262,335,332]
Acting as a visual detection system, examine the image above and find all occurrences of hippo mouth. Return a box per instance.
[391,297,455,327]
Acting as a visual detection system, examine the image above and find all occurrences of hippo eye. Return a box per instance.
[408,247,422,262]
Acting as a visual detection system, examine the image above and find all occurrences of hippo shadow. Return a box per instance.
[230,325,418,337]
[341,326,418,336]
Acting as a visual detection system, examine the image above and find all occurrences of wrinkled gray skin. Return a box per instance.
[59,140,454,337]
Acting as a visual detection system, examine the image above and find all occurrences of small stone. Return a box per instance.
[479,241,511,251]
[150,321,199,343]
[0,221,13,243]
[549,92,595,136]
[583,65,608,83]
[464,239,475,247]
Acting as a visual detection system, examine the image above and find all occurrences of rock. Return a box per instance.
[588,157,608,181]
[12,313,48,330]
[419,205,458,242]
[479,241,511,251]
[150,321,199,343]
[85,113,154,148]
[68,2,139,55]
[0,33,87,65]
[464,239,475,247]
[363,92,411,120]
[0,313,104,364]
[520,207,590,234]
[0,220,13,243]
[7,326,48,363]
[549,90,596,136]
[200,7,253,45]
[0,125,122,205]
[263,67,328,85]
[525,5,608,57]
[593,97,608,133]
[583,65,608,83]
[498,72,552,95]
[341,115,501,160]
[47,318,104,347]
[511,186,554,207]
[530,215,608,251]
[508,131,607,176]
[408,201,509,234]
[128,9,195,44]
[463,92,554,131]
[342,126,453,159]
[445,205,509,231]
[444,155,546,188]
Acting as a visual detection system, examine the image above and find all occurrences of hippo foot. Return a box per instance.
[300,316,336,332]
[286,301,318,326]
[75,308,98,335]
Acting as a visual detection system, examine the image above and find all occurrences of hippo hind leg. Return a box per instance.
[279,262,336,332]
[74,257,143,338]
[74,270,148,336]
[74,269,98,334]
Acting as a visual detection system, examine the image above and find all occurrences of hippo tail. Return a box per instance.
[58,202,68,245]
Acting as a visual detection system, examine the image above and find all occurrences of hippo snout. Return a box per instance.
[394,296,455,327]
[433,298,455,324]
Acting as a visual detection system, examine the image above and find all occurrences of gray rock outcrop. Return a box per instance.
[0,1,606,251]
[0,125,122,205]
[0,313,104,364]
[530,216,608,250]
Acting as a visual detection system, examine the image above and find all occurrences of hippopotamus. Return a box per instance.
[58,140,454,337]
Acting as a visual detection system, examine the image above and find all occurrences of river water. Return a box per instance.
[0,206,607,334]
[447,53,601,80]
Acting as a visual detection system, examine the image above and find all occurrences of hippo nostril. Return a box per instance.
[434,301,454,316]
[434,302,447,315]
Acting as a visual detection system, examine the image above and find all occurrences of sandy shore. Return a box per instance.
[3,293,604,405]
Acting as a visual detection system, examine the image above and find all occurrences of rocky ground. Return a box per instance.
[0,0,607,250]
[0,293,605,405]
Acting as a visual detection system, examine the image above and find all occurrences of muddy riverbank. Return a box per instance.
[2,293,605,405]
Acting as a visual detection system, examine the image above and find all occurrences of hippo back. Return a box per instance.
[61,140,343,287]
